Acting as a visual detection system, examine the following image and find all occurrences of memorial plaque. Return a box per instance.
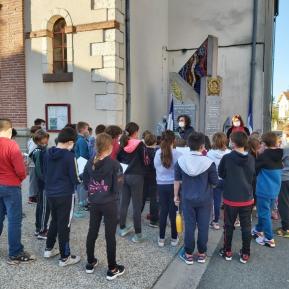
[205,95,221,137]
[173,103,196,130]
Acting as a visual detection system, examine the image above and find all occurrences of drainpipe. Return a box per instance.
[125,0,131,123]
[248,0,258,131]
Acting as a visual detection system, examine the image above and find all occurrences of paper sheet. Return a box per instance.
[77,157,88,175]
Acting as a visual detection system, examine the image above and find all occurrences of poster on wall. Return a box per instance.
[45,104,71,132]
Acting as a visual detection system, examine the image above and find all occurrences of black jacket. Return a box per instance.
[219,151,255,206]
[117,142,145,175]
[83,156,122,205]
[176,126,194,141]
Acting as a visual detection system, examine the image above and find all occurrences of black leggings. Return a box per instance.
[86,202,118,270]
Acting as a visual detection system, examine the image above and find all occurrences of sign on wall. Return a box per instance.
[45,104,71,132]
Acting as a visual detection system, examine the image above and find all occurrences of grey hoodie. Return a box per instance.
[207,149,231,178]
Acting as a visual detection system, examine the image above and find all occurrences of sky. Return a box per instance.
[273,0,289,99]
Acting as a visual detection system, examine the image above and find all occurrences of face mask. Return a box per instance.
[179,121,185,128]
[233,121,241,127]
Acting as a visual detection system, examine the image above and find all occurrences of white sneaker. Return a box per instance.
[44,248,60,258]
[59,255,81,267]
[171,237,179,247]
[255,236,265,246]
[158,238,165,247]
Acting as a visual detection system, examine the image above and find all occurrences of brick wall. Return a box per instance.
[0,0,27,128]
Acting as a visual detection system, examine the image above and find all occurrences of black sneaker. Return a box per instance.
[239,250,250,264]
[86,258,98,274]
[37,230,48,240]
[106,265,125,281]
[7,251,36,265]
[219,248,233,261]
[149,221,159,228]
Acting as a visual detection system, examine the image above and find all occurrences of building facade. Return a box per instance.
[0,0,278,139]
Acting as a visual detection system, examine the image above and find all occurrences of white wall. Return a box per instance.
[129,0,168,133]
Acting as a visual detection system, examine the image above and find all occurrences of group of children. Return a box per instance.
[24,117,289,281]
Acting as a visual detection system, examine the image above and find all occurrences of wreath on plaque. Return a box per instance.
[207,77,221,96]
[172,80,183,101]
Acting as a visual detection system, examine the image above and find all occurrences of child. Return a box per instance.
[31,129,50,239]
[34,118,46,131]
[43,127,81,266]
[252,132,283,248]
[27,125,41,204]
[105,125,122,160]
[219,132,255,264]
[142,133,159,228]
[175,132,218,264]
[155,130,182,247]
[276,146,289,237]
[83,133,125,280]
[207,132,230,230]
[88,124,106,159]
[117,122,146,243]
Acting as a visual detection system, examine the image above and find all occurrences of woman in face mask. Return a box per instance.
[226,114,250,139]
[176,115,195,141]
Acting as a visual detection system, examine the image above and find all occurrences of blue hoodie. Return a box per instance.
[75,135,90,160]
[43,147,80,197]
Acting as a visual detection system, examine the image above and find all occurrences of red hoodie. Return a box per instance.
[0,137,26,186]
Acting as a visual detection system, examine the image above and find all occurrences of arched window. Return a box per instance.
[53,18,67,73]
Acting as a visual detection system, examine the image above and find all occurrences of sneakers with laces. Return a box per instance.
[106,265,125,281]
[255,236,276,248]
[37,230,48,240]
[197,253,207,264]
[158,238,165,247]
[44,248,60,258]
[118,226,133,237]
[219,248,233,261]
[251,227,263,238]
[179,248,194,265]
[234,220,240,227]
[239,250,250,264]
[171,237,179,247]
[210,221,220,230]
[149,222,159,228]
[131,233,145,243]
[59,255,81,267]
[7,251,36,265]
[85,259,98,274]
[276,227,289,238]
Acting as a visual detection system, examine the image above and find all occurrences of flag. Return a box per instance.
[247,98,253,133]
[167,98,174,131]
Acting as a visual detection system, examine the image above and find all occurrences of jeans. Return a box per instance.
[86,202,118,270]
[212,180,223,223]
[255,196,276,240]
[142,175,159,223]
[120,175,144,234]
[46,195,75,259]
[158,184,177,239]
[0,185,24,257]
[182,200,211,255]
[279,181,289,231]
[223,204,252,255]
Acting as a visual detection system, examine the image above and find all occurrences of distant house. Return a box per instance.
[278,91,289,120]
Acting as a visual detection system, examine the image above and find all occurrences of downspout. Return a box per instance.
[125,0,131,123]
[249,0,258,131]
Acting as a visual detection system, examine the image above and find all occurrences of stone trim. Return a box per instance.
[26,20,120,39]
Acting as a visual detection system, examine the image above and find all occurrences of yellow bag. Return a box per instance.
[176,206,183,234]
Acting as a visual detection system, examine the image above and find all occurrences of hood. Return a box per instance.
[90,156,112,174]
[265,148,283,162]
[48,147,68,160]
[178,151,213,176]
[124,139,141,153]
[208,149,231,161]
[231,150,249,166]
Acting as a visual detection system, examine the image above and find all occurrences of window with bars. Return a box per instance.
[53,18,67,73]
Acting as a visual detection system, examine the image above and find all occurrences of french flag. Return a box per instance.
[167,98,174,131]
[247,97,253,133]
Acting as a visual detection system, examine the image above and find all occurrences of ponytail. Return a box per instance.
[160,130,175,169]
[120,122,139,148]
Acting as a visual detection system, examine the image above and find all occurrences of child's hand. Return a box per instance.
[174,195,180,206]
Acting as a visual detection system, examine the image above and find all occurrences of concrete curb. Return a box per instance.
[152,229,223,289]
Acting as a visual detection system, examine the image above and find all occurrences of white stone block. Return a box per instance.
[119,43,125,58]
[91,68,119,82]
[93,0,121,10]
[93,82,107,94]
[90,30,104,43]
[95,94,123,110]
[91,56,103,69]
[92,8,108,22]
[104,110,124,126]
[106,82,124,94]
[119,69,125,84]
[108,9,124,24]
[90,42,119,56]
[103,56,124,69]
[105,29,124,43]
